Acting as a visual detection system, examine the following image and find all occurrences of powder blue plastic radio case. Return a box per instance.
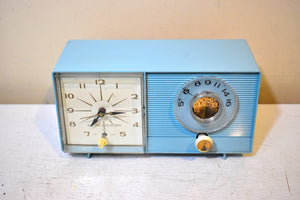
[53,39,260,157]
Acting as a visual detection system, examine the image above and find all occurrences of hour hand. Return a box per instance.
[90,116,99,127]
[90,107,106,127]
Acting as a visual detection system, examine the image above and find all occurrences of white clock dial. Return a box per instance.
[59,73,144,147]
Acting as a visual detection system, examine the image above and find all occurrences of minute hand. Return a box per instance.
[106,111,125,115]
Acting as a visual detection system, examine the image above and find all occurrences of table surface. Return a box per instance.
[0,104,299,200]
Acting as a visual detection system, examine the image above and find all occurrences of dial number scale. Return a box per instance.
[174,76,239,133]
[60,74,143,147]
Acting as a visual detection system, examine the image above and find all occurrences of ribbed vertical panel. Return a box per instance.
[146,73,260,138]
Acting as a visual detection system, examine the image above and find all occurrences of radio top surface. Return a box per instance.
[53,39,259,73]
[53,39,260,156]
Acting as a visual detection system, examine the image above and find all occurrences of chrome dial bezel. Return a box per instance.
[173,76,239,133]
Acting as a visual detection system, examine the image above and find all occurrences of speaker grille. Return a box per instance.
[146,73,260,138]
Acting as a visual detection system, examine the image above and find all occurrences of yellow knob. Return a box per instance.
[98,138,107,149]
[195,135,213,153]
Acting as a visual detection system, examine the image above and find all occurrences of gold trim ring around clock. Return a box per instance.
[192,97,219,119]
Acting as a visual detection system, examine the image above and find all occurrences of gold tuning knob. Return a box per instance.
[195,135,213,153]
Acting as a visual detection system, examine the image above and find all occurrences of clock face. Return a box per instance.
[56,73,144,147]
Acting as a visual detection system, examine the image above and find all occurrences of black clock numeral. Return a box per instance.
[120,131,126,137]
[132,108,138,114]
[131,94,138,99]
[79,83,86,89]
[65,93,74,99]
[69,121,76,127]
[133,122,139,127]
[67,108,74,113]
[95,79,105,85]
[84,131,90,136]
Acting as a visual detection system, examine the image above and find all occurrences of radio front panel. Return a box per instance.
[146,73,260,154]
[52,39,260,158]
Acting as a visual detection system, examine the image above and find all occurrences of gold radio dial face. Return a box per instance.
[192,97,219,119]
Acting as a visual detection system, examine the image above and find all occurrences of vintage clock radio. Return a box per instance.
[52,39,260,158]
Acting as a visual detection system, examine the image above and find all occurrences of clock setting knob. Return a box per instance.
[98,137,107,149]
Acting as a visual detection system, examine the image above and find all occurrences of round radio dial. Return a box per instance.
[173,76,238,133]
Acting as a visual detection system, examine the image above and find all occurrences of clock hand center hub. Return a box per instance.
[98,107,106,117]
